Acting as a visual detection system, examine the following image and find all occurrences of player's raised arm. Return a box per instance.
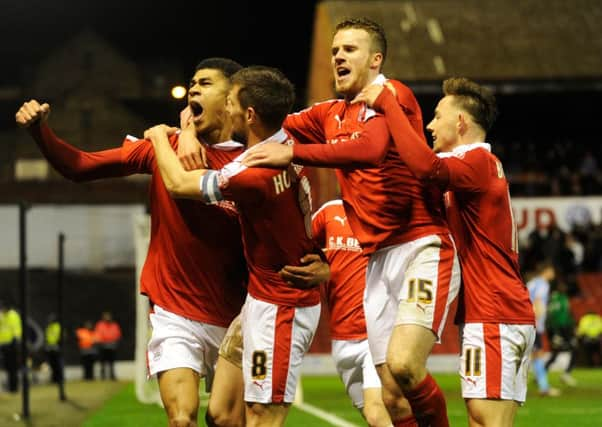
[146,124,209,200]
[15,99,141,181]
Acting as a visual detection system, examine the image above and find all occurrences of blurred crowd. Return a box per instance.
[520,222,602,291]
[493,138,601,196]
[0,304,122,392]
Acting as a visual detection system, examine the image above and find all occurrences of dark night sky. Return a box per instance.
[2,1,319,93]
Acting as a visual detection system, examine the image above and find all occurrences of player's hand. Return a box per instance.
[180,105,193,129]
[352,84,385,107]
[352,82,397,108]
[144,124,178,143]
[242,143,293,168]
[177,126,207,170]
[15,100,50,128]
[280,253,330,289]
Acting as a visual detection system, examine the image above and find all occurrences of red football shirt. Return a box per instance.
[30,124,247,327]
[200,129,321,307]
[284,76,448,254]
[372,89,534,324]
[312,200,367,340]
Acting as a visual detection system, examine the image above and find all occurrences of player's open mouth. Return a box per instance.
[336,67,350,77]
[189,100,203,119]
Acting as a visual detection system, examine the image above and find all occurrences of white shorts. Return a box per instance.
[364,234,460,365]
[459,323,536,403]
[242,294,320,404]
[147,305,227,391]
[332,338,382,409]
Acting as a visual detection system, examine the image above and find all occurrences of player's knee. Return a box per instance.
[205,409,243,427]
[246,402,270,418]
[168,414,196,427]
[387,359,417,389]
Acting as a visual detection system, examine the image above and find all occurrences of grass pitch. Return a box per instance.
[2,369,600,426]
[84,369,602,426]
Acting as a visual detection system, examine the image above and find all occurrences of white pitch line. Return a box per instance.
[294,402,361,427]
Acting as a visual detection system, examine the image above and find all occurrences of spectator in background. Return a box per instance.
[544,281,577,386]
[527,260,560,397]
[576,311,602,367]
[0,300,22,392]
[95,311,122,380]
[44,313,63,385]
[76,320,98,381]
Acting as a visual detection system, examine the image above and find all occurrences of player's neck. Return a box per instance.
[247,124,280,148]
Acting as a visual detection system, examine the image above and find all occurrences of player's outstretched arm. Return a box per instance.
[15,99,135,182]
[146,124,208,200]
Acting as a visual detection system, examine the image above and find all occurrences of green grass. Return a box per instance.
[83,368,602,426]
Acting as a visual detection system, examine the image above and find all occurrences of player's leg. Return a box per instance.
[158,368,201,427]
[359,342,392,427]
[388,234,460,427]
[148,305,226,427]
[364,251,416,426]
[363,387,391,427]
[206,314,245,427]
[331,339,391,426]
[465,399,518,427]
[375,364,416,427]
[242,295,320,426]
[461,323,535,427]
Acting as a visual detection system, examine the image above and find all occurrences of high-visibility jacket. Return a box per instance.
[94,320,121,344]
[76,327,96,350]
[0,309,22,344]
[45,321,61,349]
[577,313,602,339]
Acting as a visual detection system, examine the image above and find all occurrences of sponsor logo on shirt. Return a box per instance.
[327,235,361,252]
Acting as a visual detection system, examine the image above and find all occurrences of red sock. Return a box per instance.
[393,414,419,427]
[403,374,449,427]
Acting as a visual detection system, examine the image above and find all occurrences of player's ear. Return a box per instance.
[246,106,256,125]
[370,52,383,71]
[457,113,468,135]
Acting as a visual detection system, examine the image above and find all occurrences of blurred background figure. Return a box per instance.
[25,316,45,384]
[44,313,63,385]
[576,311,602,367]
[0,300,22,393]
[544,281,577,386]
[94,311,122,380]
[527,260,561,396]
[76,320,98,381]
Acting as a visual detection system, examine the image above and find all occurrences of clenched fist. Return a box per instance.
[15,100,50,128]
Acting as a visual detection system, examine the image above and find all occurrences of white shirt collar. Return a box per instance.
[371,74,387,85]
[210,140,245,151]
[257,128,289,146]
[437,142,491,158]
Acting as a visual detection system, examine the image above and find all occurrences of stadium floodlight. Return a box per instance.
[171,85,187,99]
